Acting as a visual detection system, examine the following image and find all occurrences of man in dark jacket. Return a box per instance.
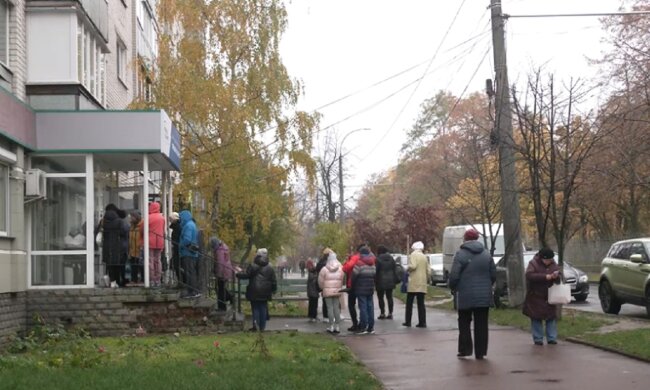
[169,212,181,287]
[352,246,376,334]
[449,228,496,360]
[375,245,398,320]
[237,248,277,331]
[342,244,365,331]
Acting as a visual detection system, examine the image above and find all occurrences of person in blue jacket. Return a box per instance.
[179,210,200,298]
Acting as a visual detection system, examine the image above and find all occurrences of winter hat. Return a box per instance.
[411,241,424,250]
[539,247,555,260]
[463,228,480,241]
[170,212,180,221]
[322,247,333,255]
[256,248,268,256]
[359,246,370,255]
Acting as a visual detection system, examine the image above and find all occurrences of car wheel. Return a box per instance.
[599,280,621,315]
[574,293,588,302]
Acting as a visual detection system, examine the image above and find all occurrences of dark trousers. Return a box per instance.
[182,256,198,294]
[251,301,269,331]
[107,265,124,287]
[308,297,318,319]
[129,257,143,283]
[321,296,328,318]
[458,307,489,358]
[405,292,426,326]
[348,291,358,326]
[216,279,229,310]
[377,288,394,315]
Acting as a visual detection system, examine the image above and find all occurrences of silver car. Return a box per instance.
[426,253,446,285]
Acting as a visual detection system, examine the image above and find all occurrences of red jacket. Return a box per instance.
[342,252,360,288]
[140,202,165,249]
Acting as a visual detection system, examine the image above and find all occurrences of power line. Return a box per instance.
[505,11,650,19]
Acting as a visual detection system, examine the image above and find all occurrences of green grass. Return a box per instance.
[240,300,306,317]
[579,329,650,360]
[0,332,381,390]
[393,285,452,303]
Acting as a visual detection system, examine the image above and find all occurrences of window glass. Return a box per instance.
[31,254,86,286]
[614,243,631,260]
[0,0,8,65]
[32,177,86,251]
[629,242,648,262]
[0,164,7,233]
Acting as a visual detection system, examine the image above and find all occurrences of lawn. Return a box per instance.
[0,330,381,390]
[240,299,307,317]
[579,329,650,361]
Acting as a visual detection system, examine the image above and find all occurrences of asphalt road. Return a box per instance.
[567,283,649,319]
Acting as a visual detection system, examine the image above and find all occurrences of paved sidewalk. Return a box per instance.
[265,296,650,390]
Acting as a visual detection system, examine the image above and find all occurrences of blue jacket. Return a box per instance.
[449,240,496,310]
[179,210,199,258]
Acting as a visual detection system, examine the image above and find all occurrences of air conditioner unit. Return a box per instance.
[26,169,47,198]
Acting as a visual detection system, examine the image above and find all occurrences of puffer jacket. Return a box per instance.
[352,254,376,296]
[318,259,344,297]
[100,210,128,266]
[238,255,277,301]
[179,210,199,258]
[140,202,165,249]
[375,253,398,291]
[448,240,496,310]
[407,250,430,293]
[307,269,320,298]
[523,254,561,320]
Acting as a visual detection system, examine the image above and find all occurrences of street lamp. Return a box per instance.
[339,127,371,227]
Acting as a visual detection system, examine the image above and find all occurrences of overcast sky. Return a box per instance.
[280,0,624,201]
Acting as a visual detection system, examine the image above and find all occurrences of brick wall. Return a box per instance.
[0,292,27,349]
[24,288,242,338]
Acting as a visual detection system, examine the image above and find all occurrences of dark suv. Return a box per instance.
[494,252,589,307]
[599,238,650,317]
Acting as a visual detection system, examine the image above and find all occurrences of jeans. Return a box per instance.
[531,318,557,343]
[377,288,394,315]
[405,293,426,326]
[458,307,489,357]
[357,294,375,330]
[252,301,269,331]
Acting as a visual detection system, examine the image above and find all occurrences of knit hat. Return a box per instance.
[463,228,480,241]
[359,246,370,255]
[256,248,268,256]
[539,248,555,259]
[170,212,180,221]
[411,241,424,250]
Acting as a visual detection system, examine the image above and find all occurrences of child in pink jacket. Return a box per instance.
[318,252,344,333]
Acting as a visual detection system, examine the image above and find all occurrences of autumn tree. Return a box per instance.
[135,0,318,260]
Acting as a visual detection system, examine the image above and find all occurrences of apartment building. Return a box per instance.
[0,0,180,342]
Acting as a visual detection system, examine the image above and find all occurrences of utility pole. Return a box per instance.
[490,0,525,307]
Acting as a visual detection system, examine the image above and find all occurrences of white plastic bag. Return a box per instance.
[548,283,571,305]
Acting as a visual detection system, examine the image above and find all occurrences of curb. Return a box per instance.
[565,336,650,364]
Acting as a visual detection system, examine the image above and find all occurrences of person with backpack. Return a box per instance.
[375,245,398,320]
[342,244,365,332]
[352,246,377,334]
[237,248,277,331]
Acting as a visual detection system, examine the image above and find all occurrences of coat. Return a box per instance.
[352,254,376,296]
[523,254,561,320]
[169,219,181,263]
[100,210,128,266]
[342,252,360,288]
[375,253,398,291]
[407,250,430,293]
[179,210,199,258]
[448,240,496,310]
[307,269,320,298]
[214,242,233,281]
[318,259,344,297]
[238,255,277,302]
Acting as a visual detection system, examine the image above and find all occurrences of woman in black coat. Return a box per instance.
[97,204,128,287]
[375,245,398,319]
[237,249,277,331]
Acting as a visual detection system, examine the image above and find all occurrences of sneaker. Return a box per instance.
[308,318,317,323]
[534,341,543,346]
[334,326,340,334]
[366,328,375,334]
[347,325,358,332]
[547,340,557,345]
[355,328,367,335]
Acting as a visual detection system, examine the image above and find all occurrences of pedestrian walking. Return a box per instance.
[306,258,319,322]
[375,245,398,320]
[403,241,430,328]
[448,228,496,360]
[352,246,376,334]
[299,259,306,278]
[522,247,562,345]
[237,248,277,331]
[318,252,345,334]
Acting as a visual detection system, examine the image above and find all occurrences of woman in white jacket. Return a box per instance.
[318,252,345,333]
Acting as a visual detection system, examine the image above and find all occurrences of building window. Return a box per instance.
[0,0,9,67]
[0,164,8,235]
[77,19,107,106]
[117,38,127,84]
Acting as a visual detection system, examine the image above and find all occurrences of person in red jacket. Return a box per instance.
[140,202,166,287]
[342,243,365,332]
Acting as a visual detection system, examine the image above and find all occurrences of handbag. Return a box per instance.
[548,282,571,305]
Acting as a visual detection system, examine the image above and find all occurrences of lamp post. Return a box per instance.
[339,128,371,227]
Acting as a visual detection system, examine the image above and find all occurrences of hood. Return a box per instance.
[149,202,161,214]
[103,209,118,222]
[460,240,485,254]
[326,257,340,272]
[179,210,193,227]
[210,237,221,250]
[359,254,376,266]
[254,254,269,267]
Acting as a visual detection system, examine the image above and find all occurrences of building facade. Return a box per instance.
[0,0,178,343]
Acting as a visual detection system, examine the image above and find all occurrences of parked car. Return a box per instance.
[391,254,408,268]
[425,253,446,285]
[599,238,650,317]
[494,251,589,307]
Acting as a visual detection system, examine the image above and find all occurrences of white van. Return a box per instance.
[442,224,504,280]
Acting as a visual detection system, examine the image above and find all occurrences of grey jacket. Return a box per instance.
[448,240,496,310]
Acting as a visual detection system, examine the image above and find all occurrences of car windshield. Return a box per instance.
[429,255,442,265]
